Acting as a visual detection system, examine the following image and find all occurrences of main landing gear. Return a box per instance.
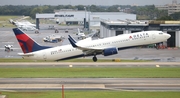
[92,56,97,62]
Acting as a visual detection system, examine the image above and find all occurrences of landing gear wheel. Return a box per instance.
[92,56,97,62]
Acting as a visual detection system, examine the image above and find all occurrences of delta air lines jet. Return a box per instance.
[12,28,171,62]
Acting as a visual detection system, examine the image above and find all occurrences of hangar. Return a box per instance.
[100,20,180,47]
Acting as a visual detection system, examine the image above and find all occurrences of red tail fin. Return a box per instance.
[12,28,51,53]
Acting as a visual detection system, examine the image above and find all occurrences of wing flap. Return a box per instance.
[68,35,117,55]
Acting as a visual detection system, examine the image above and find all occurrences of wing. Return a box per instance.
[68,35,115,55]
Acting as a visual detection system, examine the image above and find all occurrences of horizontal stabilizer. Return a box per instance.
[18,53,34,56]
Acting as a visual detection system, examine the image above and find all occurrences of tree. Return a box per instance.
[75,5,85,10]
[170,12,180,20]
[30,6,43,19]
[106,5,119,12]
[156,16,173,20]
[135,5,168,20]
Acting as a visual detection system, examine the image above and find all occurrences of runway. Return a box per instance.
[0,62,180,91]
[0,78,180,91]
[0,62,180,68]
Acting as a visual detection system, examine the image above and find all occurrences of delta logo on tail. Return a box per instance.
[13,28,51,53]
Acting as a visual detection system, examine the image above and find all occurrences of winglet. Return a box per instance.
[68,35,77,43]
[68,38,78,47]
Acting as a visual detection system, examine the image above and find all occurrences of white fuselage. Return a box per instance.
[21,31,170,61]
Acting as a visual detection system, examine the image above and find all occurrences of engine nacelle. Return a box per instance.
[103,47,118,56]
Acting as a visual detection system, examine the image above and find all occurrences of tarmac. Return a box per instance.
[0,62,180,68]
[1,78,180,91]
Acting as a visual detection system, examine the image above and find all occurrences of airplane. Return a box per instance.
[20,25,37,31]
[9,19,36,31]
[12,28,171,62]
[4,45,13,52]
[0,45,20,52]
[76,28,86,39]
[43,34,65,43]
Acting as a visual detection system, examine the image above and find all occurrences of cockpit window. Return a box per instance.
[159,32,163,34]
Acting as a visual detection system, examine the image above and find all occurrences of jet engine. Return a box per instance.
[103,47,118,56]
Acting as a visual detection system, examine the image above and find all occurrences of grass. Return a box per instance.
[1,91,180,98]
[0,15,19,27]
[0,58,151,62]
[0,67,179,78]
[0,15,20,21]
[0,58,42,62]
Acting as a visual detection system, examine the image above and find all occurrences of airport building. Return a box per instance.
[36,9,136,31]
[36,9,180,48]
[100,20,180,47]
[155,0,180,15]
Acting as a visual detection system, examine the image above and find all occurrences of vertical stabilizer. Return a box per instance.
[12,28,51,53]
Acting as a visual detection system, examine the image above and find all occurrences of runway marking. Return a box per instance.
[0,84,105,89]
[1,42,14,43]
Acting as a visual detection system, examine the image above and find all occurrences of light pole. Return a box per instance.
[88,6,90,31]
[84,7,86,29]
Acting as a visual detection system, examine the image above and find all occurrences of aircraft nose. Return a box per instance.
[166,33,171,39]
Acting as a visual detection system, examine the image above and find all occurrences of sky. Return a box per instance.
[0,0,179,6]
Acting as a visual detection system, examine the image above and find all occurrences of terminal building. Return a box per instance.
[36,9,136,31]
[155,0,180,15]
